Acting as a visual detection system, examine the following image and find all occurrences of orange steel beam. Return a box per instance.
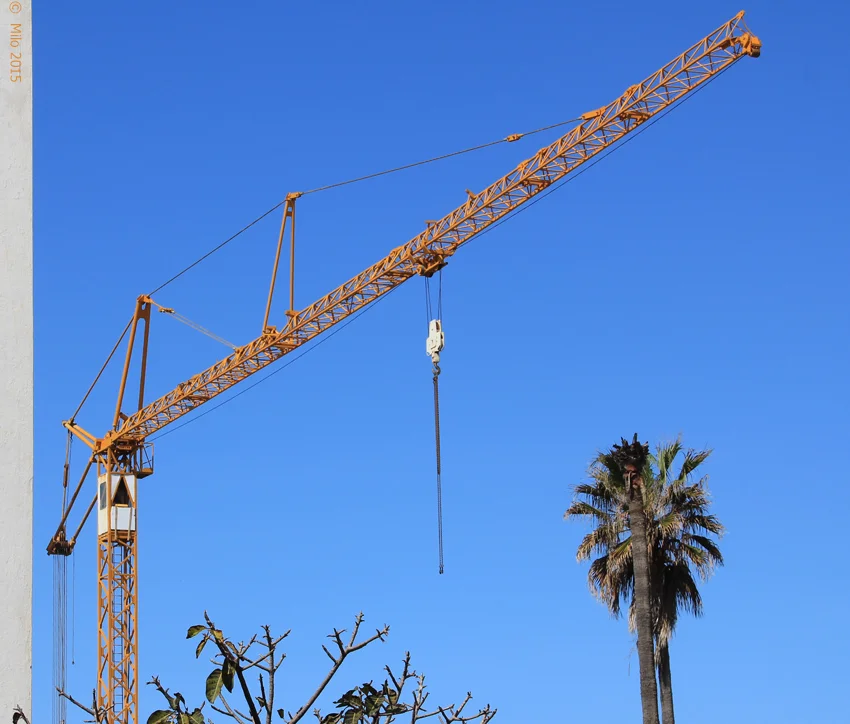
[112,298,152,431]
[263,194,298,331]
[104,12,759,447]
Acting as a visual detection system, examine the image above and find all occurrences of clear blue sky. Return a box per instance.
[33,2,849,722]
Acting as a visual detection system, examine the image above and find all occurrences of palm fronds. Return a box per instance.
[565,439,723,646]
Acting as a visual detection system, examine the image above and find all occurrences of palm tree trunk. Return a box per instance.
[658,641,675,724]
[629,480,660,724]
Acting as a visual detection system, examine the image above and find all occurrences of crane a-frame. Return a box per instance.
[47,12,760,724]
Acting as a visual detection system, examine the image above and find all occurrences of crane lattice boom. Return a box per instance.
[67,11,759,452]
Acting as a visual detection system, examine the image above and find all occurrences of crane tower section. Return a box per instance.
[96,449,144,724]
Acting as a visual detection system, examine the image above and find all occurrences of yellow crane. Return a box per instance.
[47,12,760,724]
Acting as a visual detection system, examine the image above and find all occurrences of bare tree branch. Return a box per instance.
[57,688,96,717]
[264,627,278,724]
[213,698,249,724]
[287,613,389,724]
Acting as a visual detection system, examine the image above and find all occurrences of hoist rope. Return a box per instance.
[438,269,443,319]
[53,555,67,724]
[71,550,76,666]
[433,371,444,575]
[423,270,443,322]
[53,433,74,724]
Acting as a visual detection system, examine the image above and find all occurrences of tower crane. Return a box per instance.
[47,12,760,724]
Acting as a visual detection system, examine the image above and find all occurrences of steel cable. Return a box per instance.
[433,371,444,575]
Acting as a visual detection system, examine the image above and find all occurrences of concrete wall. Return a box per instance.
[0,0,33,719]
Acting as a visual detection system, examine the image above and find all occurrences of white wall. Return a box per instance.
[0,0,33,719]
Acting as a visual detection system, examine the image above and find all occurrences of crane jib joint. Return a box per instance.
[416,257,448,278]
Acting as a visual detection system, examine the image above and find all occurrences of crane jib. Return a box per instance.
[112,12,759,446]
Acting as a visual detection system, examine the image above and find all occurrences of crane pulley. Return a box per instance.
[47,12,760,724]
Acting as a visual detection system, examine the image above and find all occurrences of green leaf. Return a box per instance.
[343,710,361,724]
[276,710,285,720]
[195,636,208,659]
[205,669,223,703]
[321,715,341,724]
[383,685,398,706]
[256,697,267,709]
[334,689,355,706]
[221,659,235,693]
[360,683,378,697]
[147,711,172,724]
[337,692,361,709]
[189,709,204,724]
[178,713,190,724]
[186,625,206,639]
[364,694,384,717]
[212,628,224,643]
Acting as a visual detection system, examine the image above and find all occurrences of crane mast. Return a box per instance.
[47,12,759,724]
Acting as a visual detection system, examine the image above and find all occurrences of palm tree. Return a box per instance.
[565,439,723,724]
[611,435,659,724]
[574,434,659,724]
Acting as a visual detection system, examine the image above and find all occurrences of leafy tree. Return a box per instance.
[143,612,493,724]
[565,438,723,724]
[59,614,494,724]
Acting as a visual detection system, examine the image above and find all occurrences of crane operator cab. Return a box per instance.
[97,473,137,535]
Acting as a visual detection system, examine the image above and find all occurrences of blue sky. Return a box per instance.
[32,2,849,722]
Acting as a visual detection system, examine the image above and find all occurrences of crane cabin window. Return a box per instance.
[99,481,107,510]
[113,477,131,507]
